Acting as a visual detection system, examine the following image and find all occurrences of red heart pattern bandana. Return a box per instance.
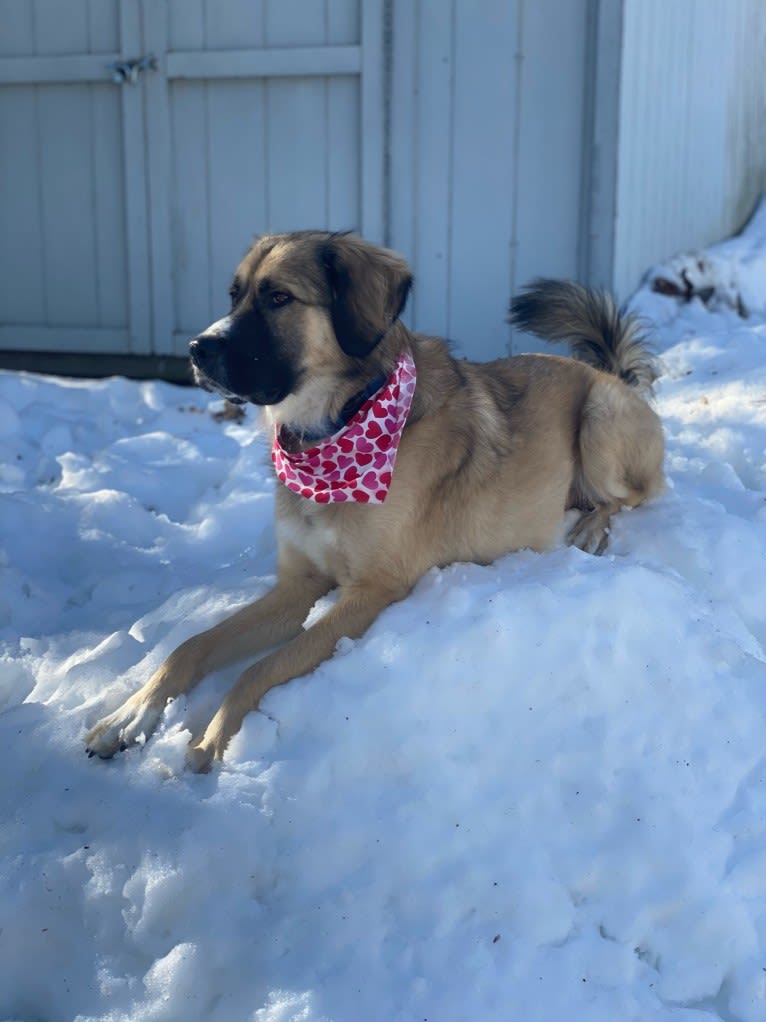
[271,352,417,504]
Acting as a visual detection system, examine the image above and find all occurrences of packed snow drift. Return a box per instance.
[2,205,766,1021]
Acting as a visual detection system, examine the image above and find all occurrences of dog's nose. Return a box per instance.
[189,337,203,365]
[189,334,216,367]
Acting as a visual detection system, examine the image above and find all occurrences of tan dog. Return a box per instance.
[86,232,664,771]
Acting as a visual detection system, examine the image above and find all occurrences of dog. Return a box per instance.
[85,231,664,771]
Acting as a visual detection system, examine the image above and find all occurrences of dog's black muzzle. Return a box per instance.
[189,332,239,399]
[189,322,297,407]
[189,332,225,381]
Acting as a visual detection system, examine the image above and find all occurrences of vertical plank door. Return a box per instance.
[0,0,153,355]
[143,0,386,355]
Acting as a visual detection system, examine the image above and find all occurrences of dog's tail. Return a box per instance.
[508,279,657,396]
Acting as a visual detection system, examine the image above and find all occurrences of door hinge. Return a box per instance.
[108,55,158,85]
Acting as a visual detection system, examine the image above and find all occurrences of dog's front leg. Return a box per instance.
[186,583,407,772]
[85,570,331,759]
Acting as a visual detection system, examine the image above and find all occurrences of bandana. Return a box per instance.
[271,352,417,504]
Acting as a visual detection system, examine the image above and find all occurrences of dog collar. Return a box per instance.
[271,352,417,504]
[279,371,388,447]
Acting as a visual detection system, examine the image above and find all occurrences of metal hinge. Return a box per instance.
[108,54,158,85]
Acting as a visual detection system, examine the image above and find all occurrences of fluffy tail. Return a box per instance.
[508,279,657,396]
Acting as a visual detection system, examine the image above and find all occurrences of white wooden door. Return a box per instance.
[144,0,384,355]
[0,0,152,354]
[0,0,385,359]
[389,0,590,360]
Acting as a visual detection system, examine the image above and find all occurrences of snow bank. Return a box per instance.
[2,208,766,1021]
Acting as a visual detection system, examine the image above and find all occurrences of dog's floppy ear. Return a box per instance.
[322,234,413,357]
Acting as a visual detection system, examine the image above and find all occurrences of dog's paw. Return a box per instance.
[85,698,163,760]
[567,508,612,556]
[184,694,247,772]
[185,738,217,774]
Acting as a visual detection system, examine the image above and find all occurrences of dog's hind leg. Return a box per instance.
[568,379,664,555]
[85,560,332,759]
[566,501,626,555]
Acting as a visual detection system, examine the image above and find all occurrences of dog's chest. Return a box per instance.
[277,502,345,578]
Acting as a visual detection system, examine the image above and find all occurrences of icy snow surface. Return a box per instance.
[2,205,766,1021]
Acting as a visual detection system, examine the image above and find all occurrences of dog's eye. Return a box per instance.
[229,282,242,307]
[269,290,293,308]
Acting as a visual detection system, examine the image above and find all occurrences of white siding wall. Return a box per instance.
[612,0,766,298]
[3,0,765,364]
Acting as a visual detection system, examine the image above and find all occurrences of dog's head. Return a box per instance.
[189,232,412,430]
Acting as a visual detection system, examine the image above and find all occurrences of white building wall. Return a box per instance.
[389,0,591,359]
[612,0,766,298]
[1,0,765,366]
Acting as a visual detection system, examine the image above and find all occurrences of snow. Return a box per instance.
[2,205,766,1022]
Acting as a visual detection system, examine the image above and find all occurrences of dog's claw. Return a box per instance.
[87,746,115,761]
[85,700,163,761]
